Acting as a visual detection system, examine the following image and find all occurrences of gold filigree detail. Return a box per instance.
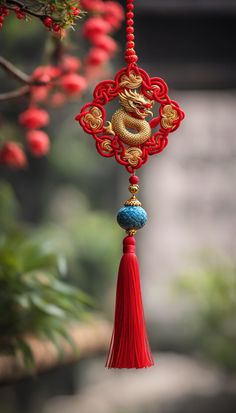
[104,121,115,136]
[84,106,103,130]
[100,139,113,152]
[124,147,142,167]
[161,104,179,129]
[124,195,141,207]
[119,71,143,89]
[145,85,160,98]
[126,229,137,236]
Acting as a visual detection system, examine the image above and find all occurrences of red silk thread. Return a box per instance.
[105,236,154,369]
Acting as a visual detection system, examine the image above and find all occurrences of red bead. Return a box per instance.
[125,49,135,56]
[129,175,139,184]
[127,19,134,26]
[127,4,134,10]
[127,41,135,48]
[127,34,134,41]
[126,27,134,33]
[126,12,134,19]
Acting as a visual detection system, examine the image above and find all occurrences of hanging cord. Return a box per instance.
[125,0,138,65]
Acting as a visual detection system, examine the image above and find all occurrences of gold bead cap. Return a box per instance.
[124,183,141,206]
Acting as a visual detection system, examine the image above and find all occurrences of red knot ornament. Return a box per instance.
[76,64,184,173]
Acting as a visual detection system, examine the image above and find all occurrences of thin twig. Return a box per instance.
[0,56,51,86]
[0,86,30,101]
[0,56,31,83]
[52,37,64,65]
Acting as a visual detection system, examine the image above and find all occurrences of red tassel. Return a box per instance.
[106,235,154,369]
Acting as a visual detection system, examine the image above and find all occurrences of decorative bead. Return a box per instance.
[127,34,134,41]
[127,41,135,48]
[125,48,135,56]
[126,27,134,33]
[129,184,139,194]
[127,19,134,26]
[129,175,139,184]
[126,229,137,236]
[126,12,134,19]
[127,4,134,10]
[117,206,148,231]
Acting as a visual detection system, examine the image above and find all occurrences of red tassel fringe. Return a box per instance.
[105,235,154,369]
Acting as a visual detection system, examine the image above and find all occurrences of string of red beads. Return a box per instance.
[125,0,138,64]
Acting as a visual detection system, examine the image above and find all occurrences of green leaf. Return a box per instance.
[41,329,65,360]
[58,328,79,356]
[15,337,35,371]
[30,295,66,318]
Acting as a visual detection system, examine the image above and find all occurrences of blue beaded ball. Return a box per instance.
[117,205,148,230]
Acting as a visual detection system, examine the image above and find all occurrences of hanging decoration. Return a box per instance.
[75,0,184,369]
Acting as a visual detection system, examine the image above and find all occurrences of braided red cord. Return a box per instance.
[125,0,138,64]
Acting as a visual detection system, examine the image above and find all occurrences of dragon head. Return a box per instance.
[119,89,154,119]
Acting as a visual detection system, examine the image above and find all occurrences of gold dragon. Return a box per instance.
[83,71,179,167]
[104,89,154,146]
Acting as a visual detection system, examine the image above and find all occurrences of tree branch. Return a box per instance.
[0,33,68,102]
[0,56,31,83]
[0,56,50,86]
[0,86,30,101]
[4,0,49,19]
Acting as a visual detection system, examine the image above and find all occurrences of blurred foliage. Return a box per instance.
[50,107,118,210]
[0,2,122,370]
[0,181,92,369]
[177,258,236,372]
[0,171,121,367]
[36,184,121,302]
